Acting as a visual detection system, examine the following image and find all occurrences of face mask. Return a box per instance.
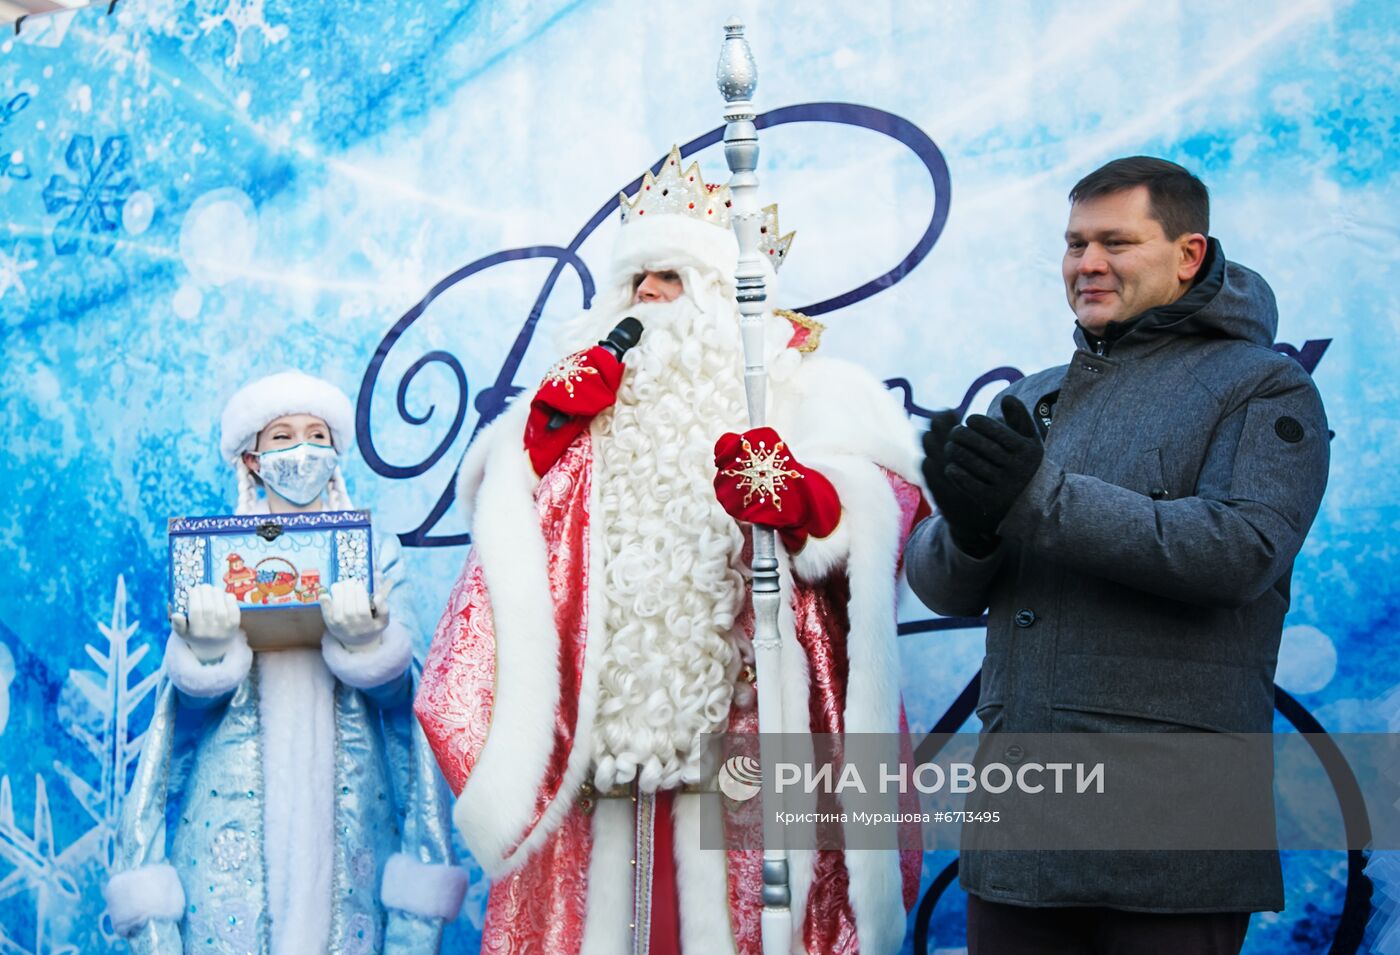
[257,442,338,506]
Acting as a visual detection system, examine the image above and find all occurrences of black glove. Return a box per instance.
[921,409,1000,557]
[944,394,1045,532]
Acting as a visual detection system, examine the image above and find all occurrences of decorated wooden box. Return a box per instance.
[168,510,374,651]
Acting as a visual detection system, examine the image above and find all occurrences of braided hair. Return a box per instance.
[233,458,264,516]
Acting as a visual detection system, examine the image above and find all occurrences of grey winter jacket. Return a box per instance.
[906,240,1329,912]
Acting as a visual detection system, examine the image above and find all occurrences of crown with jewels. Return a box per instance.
[618,146,796,270]
[757,203,795,271]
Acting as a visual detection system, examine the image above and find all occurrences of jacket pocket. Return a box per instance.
[1050,653,1274,733]
[1116,447,1170,500]
[975,655,1005,730]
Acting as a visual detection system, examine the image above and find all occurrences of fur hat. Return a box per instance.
[609,211,740,292]
[218,370,355,466]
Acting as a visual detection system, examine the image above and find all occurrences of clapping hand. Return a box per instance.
[943,395,1045,532]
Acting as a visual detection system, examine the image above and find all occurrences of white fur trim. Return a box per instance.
[500,437,615,865]
[219,370,355,465]
[845,846,908,955]
[320,618,412,690]
[776,389,913,952]
[772,354,924,490]
[163,632,252,699]
[259,649,335,953]
[778,348,923,584]
[380,853,468,920]
[451,423,608,875]
[831,460,903,737]
[778,453,912,951]
[833,458,908,953]
[785,406,903,583]
[673,793,739,955]
[103,864,185,936]
[789,519,852,583]
[788,482,854,583]
[456,398,533,529]
[609,213,738,290]
[580,799,634,952]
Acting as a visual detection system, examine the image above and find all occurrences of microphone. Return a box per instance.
[598,316,644,361]
[546,317,645,431]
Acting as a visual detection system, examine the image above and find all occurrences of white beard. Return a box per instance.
[588,293,754,793]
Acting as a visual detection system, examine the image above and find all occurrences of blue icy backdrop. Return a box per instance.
[1,1,1397,952]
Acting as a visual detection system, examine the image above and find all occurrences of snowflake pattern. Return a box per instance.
[541,351,599,398]
[343,911,375,955]
[0,577,156,954]
[0,777,80,955]
[199,0,290,69]
[192,897,255,952]
[0,244,38,306]
[0,93,32,182]
[210,827,250,872]
[721,436,803,511]
[41,135,134,256]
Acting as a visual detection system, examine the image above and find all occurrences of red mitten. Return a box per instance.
[524,346,625,475]
[713,427,842,551]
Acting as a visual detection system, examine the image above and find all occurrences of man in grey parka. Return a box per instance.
[906,157,1329,955]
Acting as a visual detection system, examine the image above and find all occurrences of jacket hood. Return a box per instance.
[1078,239,1279,352]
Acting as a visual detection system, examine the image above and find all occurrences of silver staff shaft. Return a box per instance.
[717,19,792,955]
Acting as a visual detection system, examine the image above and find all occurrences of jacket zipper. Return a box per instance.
[1093,338,1108,357]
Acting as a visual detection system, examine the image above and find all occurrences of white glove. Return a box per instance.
[320,580,389,653]
[170,584,244,663]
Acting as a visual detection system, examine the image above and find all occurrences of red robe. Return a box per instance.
[416,348,928,954]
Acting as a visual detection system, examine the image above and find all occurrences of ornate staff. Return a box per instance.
[717,19,793,953]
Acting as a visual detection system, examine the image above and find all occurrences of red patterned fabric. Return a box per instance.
[417,440,928,952]
[481,802,592,955]
[524,346,624,476]
[889,473,932,573]
[724,684,763,955]
[806,851,861,954]
[416,554,496,796]
[888,470,931,909]
[415,436,593,827]
[512,437,594,853]
[792,573,863,952]
[713,426,842,551]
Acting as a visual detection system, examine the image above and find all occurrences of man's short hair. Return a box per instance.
[1069,156,1210,239]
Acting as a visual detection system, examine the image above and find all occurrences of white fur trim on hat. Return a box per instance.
[163,632,252,699]
[319,618,413,690]
[610,213,738,290]
[104,863,186,936]
[218,370,356,465]
[380,853,469,920]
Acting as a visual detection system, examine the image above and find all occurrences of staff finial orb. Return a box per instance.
[716,18,757,103]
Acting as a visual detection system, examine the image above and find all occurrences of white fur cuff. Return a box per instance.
[163,632,252,698]
[104,864,186,936]
[790,510,852,582]
[789,454,872,582]
[320,618,413,689]
[380,853,468,920]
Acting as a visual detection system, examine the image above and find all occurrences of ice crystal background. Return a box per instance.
[0,1,1396,952]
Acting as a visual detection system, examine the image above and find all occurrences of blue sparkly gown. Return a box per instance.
[109,533,461,954]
